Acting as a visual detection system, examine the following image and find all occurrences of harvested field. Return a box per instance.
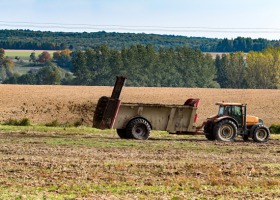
[0,131,279,199]
[0,84,279,126]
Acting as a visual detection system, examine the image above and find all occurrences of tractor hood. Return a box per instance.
[246,115,261,126]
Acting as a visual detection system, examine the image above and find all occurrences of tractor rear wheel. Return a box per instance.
[252,125,270,142]
[213,120,237,142]
[126,118,151,140]
[205,133,215,141]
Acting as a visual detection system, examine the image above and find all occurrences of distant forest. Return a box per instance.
[2,45,280,89]
[0,29,279,52]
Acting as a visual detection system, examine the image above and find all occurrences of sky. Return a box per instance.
[1,0,280,40]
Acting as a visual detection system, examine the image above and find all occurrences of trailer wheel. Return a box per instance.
[126,118,151,140]
[116,129,130,139]
[252,125,270,142]
[213,120,237,142]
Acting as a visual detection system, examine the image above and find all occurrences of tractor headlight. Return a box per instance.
[258,118,263,124]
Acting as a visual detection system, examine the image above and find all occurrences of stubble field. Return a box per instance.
[0,84,279,199]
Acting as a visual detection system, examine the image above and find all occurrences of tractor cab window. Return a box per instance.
[218,105,231,116]
[232,106,242,117]
[218,106,225,116]
[218,105,242,117]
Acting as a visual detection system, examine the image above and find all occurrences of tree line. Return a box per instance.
[2,45,280,89]
[0,29,279,52]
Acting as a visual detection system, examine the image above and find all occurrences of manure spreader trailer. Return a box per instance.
[93,76,270,142]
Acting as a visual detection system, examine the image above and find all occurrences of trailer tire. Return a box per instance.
[213,120,237,142]
[116,129,130,139]
[126,118,151,140]
[252,125,270,143]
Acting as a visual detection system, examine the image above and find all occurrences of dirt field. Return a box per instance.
[0,84,280,199]
[0,84,279,126]
[0,131,279,199]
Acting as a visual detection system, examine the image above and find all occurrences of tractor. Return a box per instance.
[203,102,270,142]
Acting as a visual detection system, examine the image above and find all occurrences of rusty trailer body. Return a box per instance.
[93,76,200,140]
[93,76,270,142]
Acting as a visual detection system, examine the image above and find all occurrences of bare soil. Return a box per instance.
[0,84,279,199]
[0,84,279,126]
[0,131,279,199]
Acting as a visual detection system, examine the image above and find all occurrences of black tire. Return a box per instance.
[204,122,215,141]
[116,129,130,139]
[205,133,216,141]
[213,120,237,142]
[242,134,249,141]
[126,118,151,140]
[252,125,270,143]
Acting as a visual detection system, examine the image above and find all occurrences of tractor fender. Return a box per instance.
[213,116,239,128]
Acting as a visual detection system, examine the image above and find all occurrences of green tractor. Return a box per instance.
[204,102,270,142]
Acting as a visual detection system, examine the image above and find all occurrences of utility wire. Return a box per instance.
[0,20,280,33]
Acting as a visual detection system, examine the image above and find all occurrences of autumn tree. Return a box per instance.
[38,51,52,63]
[53,49,72,68]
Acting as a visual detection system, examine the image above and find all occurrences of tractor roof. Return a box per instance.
[216,102,245,106]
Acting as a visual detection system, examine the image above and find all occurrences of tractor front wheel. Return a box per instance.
[252,125,270,142]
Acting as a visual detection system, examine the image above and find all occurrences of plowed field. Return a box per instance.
[0,131,279,199]
[0,84,279,126]
[0,84,280,199]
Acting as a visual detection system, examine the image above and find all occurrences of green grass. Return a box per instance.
[5,51,42,59]
[0,124,113,134]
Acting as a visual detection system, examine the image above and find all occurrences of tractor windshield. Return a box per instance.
[218,105,242,116]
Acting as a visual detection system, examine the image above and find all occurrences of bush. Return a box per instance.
[269,124,280,134]
[45,120,72,127]
[4,118,31,126]
[45,120,59,127]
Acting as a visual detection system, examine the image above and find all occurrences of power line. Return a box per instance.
[0,20,280,33]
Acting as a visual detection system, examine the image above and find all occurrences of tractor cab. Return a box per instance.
[216,102,244,126]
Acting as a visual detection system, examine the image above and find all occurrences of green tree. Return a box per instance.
[215,54,228,88]
[0,54,15,81]
[246,48,280,89]
[29,52,37,65]
[36,62,62,85]
[224,52,246,88]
